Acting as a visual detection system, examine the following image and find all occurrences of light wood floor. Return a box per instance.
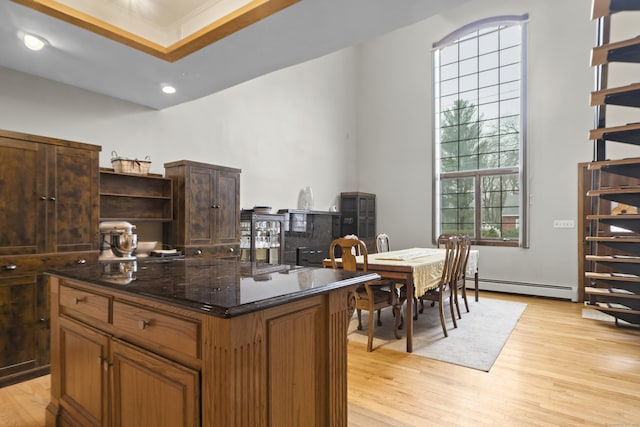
[2,292,639,426]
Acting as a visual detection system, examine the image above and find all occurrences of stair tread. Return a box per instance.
[585,271,640,282]
[586,213,640,219]
[585,286,640,298]
[587,187,640,195]
[592,0,640,19]
[591,35,640,66]
[587,157,640,169]
[586,254,640,263]
[591,83,640,107]
[590,122,640,141]
[586,236,640,242]
[584,301,640,315]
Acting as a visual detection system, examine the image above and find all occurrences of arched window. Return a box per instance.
[433,14,529,247]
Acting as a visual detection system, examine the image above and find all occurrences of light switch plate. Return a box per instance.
[553,219,574,228]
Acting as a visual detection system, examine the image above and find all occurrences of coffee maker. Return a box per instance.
[99,221,137,261]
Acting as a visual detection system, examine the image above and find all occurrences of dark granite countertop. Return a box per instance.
[46,258,379,318]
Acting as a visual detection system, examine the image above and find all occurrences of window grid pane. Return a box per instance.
[435,18,524,244]
[480,174,520,239]
[440,177,475,236]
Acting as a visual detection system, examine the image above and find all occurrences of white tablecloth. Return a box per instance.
[366,247,479,297]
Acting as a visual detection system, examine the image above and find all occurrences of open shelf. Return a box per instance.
[99,169,172,222]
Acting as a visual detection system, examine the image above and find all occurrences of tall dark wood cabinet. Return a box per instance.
[164,160,241,258]
[340,192,376,251]
[0,129,100,386]
[581,1,640,325]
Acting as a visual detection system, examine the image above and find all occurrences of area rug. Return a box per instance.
[348,297,527,371]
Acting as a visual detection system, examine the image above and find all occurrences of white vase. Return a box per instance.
[304,186,314,210]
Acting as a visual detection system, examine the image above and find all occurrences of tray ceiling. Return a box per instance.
[1,0,470,109]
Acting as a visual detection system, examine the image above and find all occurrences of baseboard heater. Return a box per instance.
[476,277,576,301]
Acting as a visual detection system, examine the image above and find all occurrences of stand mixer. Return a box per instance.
[99,221,137,261]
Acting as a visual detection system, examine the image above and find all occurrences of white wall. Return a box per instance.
[356,0,608,300]
[0,48,358,213]
[1,0,631,300]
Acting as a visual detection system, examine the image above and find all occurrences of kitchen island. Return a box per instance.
[45,258,378,427]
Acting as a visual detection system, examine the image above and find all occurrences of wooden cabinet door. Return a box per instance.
[111,339,199,427]
[165,160,241,253]
[50,145,99,253]
[58,316,109,427]
[0,275,38,382]
[0,138,45,255]
[0,137,99,255]
[216,169,240,245]
[187,166,216,246]
[35,275,50,367]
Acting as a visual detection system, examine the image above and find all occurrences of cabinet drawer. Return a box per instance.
[112,301,200,359]
[183,244,240,258]
[59,284,110,324]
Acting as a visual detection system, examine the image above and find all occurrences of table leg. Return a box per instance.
[406,278,413,353]
[474,271,479,302]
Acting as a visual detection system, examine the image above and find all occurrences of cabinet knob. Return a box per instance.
[41,196,47,200]
[98,357,111,371]
[229,247,234,253]
[211,204,220,209]
[49,196,56,201]
[2,264,17,271]
[76,258,87,264]
[74,296,87,304]
[194,249,203,256]
[138,319,150,330]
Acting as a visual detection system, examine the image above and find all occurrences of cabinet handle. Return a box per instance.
[2,264,17,271]
[211,204,220,209]
[229,247,234,253]
[49,196,56,201]
[74,296,87,304]
[41,196,47,200]
[138,319,150,330]
[76,258,87,264]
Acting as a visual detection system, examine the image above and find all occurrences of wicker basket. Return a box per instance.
[111,151,151,175]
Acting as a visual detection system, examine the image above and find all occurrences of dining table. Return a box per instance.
[322,247,479,353]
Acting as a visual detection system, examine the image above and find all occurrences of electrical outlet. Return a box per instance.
[553,219,574,228]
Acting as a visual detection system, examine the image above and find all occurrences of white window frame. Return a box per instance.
[432,14,529,247]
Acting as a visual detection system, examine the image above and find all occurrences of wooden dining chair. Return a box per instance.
[376,233,390,253]
[452,235,472,319]
[375,233,409,328]
[418,235,460,337]
[439,233,473,317]
[329,237,401,351]
[436,233,459,248]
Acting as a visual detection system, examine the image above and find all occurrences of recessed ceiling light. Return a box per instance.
[24,34,47,51]
[162,85,176,94]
